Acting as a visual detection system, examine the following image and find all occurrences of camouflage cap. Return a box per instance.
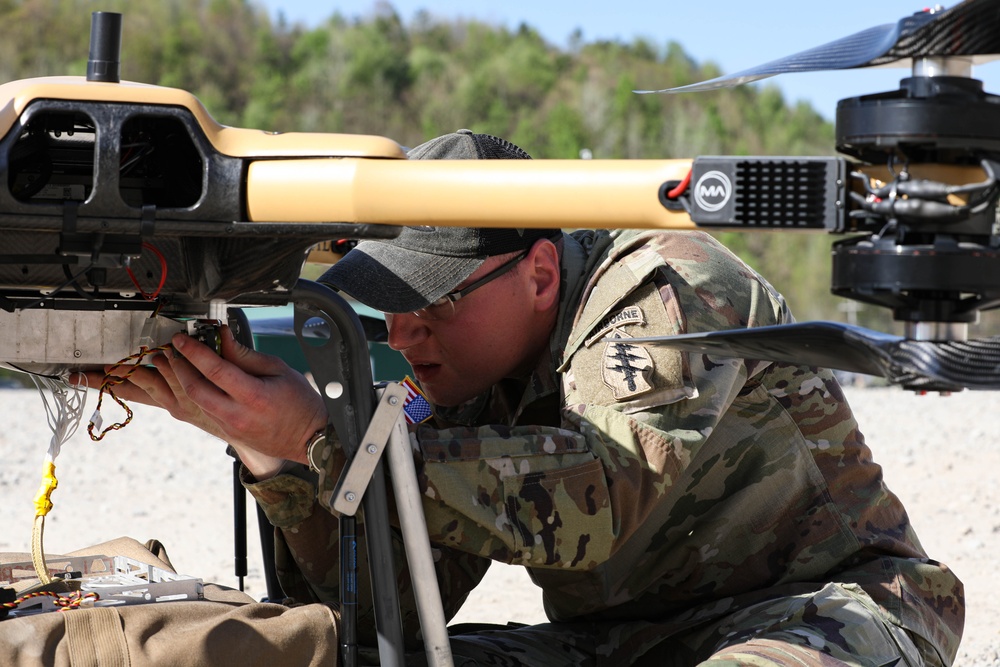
[319,130,560,313]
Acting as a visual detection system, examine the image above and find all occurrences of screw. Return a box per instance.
[73,350,82,358]
[367,444,378,455]
[344,492,357,503]
[389,396,399,405]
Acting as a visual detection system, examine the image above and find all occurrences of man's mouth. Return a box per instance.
[409,362,441,383]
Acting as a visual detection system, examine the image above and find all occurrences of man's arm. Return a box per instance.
[75,325,328,479]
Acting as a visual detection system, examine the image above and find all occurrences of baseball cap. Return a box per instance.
[319,130,560,313]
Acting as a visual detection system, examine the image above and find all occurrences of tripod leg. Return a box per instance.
[233,457,247,592]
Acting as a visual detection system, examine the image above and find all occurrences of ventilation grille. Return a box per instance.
[734,160,831,228]
[688,156,846,232]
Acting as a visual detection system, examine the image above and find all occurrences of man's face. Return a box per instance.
[384,248,557,407]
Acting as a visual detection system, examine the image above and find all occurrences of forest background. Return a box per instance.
[2,0,989,340]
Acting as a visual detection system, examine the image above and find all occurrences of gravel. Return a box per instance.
[2,385,997,664]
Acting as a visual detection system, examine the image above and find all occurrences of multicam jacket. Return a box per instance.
[246,229,963,664]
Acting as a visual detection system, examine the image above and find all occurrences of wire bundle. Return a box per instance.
[1,590,100,612]
[29,375,88,584]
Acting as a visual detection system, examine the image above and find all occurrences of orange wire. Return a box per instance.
[88,344,171,441]
[1,590,100,612]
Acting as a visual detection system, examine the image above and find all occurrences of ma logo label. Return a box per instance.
[694,170,732,212]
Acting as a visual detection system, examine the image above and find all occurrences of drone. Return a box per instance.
[2,2,999,393]
[633,0,1000,391]
[2,4,998,665]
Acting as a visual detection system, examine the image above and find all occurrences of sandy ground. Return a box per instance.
[1,385,998,665]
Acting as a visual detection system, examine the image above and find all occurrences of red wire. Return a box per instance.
[125,242,168,300]
[667,170,692,200]
[2,590,100,611]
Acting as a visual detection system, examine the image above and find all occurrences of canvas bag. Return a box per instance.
[0,537,340,667]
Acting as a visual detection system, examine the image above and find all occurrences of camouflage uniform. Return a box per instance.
[246,229,964,666]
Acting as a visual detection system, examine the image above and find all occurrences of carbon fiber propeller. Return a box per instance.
[638,0,1000,93]
[626,321,1000,391]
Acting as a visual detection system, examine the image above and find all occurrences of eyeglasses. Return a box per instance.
[413,251,528,321]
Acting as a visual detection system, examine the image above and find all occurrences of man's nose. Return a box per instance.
[385,312,430,351]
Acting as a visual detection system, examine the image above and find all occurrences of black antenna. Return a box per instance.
[86,11,122,83]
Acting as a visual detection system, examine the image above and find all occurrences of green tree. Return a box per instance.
[0,0,872,328]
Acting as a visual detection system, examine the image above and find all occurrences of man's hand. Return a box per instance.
[75,325,328,479]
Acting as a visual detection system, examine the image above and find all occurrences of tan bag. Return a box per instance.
[0,537,340,667]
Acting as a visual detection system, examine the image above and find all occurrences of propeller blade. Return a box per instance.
[626,321,1000,391]
[638,0,1000,94]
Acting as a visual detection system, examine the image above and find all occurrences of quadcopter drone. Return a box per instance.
[1,1,999,393]
[4,5,999,666]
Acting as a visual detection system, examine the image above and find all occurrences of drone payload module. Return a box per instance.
[0,11,691,379]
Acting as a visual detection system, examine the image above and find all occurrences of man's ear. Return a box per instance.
[526,239,561,312]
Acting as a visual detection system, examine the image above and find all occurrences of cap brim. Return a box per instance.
[319,241,483,313]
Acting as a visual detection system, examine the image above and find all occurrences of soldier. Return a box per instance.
[92,131,964,666]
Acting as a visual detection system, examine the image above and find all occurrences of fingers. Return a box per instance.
[168,327,327,461]
[171,327,291,406]
[218,325,285,376]
[102,366,161,405]
[123,353,188,411]
[69,370,109,390]
[69,358,169,408]
[170,330,248,404]
[72,327,326,463]
[167,329,280,434]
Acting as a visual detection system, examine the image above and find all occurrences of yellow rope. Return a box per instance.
[27,345,165,585]
[31,515,51,585]
[30,460,59,583]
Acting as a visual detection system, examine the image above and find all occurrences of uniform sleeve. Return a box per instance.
[244,467,491,647]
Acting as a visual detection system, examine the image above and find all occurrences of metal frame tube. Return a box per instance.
[292,280,405,667]
[385,414,454,667]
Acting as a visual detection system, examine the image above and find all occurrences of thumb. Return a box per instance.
[218,325,285,376]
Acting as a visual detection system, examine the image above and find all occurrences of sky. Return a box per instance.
[257,0,1000,122]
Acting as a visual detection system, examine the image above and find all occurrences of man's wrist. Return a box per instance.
[305,425,329,474]
[237,447,290,480]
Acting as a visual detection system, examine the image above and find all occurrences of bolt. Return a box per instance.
[367,444,378,455]
[389,396,399,405]
[344,492,357,503]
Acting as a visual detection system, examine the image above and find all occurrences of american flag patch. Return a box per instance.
[401,376,432,425]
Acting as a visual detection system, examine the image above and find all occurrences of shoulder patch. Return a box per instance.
[585,306,646,347]
[567,279,695,411]
[601,335,654,399]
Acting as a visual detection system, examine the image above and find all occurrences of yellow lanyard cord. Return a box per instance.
[27,376,86,584]
[31,375,87,584]
[27,343,164,584]
[32,460,58,517]
[30,460,59,584]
